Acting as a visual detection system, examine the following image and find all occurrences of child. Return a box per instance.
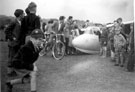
[6,29,44,92]
[114,24,126,67]
[100,26,108,57]
[108,26,115,61]
[5,9,24,76]
[71,25,80,54]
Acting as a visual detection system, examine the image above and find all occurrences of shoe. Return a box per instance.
[127,69,134,72]
[7,71,17,77]
[6,81,13,92]
[114,64,119,66]
[120,65,124,67]
[31,91,36,92]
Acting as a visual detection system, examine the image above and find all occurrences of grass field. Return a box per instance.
[1,29,135,92]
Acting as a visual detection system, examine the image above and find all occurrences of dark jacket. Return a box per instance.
[52,22,65,34]
[5,19,21,47]
[21,13,40,45]
[12,41,39,70]
[58,22,65,34]
[21,13,40,35]
[100,29,108,42]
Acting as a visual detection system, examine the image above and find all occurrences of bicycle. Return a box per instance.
[39,32,65,60]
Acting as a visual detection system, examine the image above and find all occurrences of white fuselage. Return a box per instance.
[72,26,100,54]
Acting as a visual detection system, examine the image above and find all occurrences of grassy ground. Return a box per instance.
[0,39,135,92]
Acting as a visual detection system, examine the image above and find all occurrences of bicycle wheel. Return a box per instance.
[52,41,65,60]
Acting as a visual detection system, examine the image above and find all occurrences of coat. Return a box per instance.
[64,21,73,38]
[12,41,39,71]
[5,19,21,47]
[21,13,41,35]
[52,21,65,34]
[21,13,41,45]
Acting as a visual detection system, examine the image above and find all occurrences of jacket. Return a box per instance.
[12,41,39,70]
[5,19,21,47]
[21,13,41,45]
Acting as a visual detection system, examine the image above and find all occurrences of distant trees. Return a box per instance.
[0,15,14,30]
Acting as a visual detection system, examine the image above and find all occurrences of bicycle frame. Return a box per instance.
[41,33,65,53]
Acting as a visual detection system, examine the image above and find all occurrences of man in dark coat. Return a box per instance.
[21,2,41,45]
[6,29,44,92]
[5,9,24,76]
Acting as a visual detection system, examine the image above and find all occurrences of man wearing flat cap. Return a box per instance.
[6,29,44,92]
[5,9,24,76]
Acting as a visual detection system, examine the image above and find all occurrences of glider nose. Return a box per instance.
[72,34,100,52]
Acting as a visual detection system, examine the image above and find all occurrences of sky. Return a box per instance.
[0,0,134,23]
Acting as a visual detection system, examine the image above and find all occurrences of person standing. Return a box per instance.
[114,24,127,67]
[108,26,115,61]
[5,9,24,76]
[21,2,40,45]
[65,16,74,55]
[100,26,108,57]
[6,29,44,92]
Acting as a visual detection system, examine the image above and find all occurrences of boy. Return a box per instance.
[6,29,44,92]
[100,26,108,57]
[114,24,127,67]
[5,9,24,76]
[21,2,40,44]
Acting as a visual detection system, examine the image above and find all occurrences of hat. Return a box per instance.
[28,2,37,11]
[31,29,44,39]
[14,9,24,17]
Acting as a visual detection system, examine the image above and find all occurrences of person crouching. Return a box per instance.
[6,29,44,92]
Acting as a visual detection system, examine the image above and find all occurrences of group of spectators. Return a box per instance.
[98,18,134,72]
[4,1,82,92]
[5,2,45,92]
[41,15,80,55]
[3,1,134,92]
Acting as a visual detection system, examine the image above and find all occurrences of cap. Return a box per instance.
[31,29,44,39]
[14,9,24,17]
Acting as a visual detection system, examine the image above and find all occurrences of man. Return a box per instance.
[65,16,74,55]
[21,2,40,45]
[6,29,44,92]
[5,9,24,76]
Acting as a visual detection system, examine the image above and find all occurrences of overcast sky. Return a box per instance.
[0,0,134,23]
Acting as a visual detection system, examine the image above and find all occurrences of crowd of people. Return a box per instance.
[4,1,134,92]
[97,18,134,72]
